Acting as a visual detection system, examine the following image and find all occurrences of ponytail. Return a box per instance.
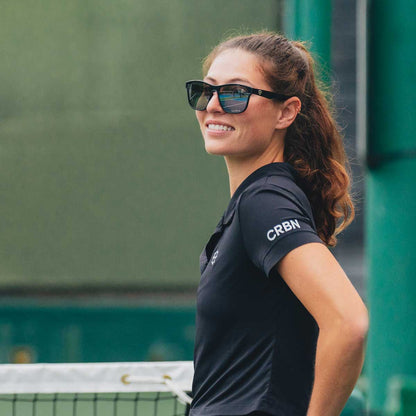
[284,41,354,245]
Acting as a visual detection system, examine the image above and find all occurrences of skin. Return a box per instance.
[195,48,369,416]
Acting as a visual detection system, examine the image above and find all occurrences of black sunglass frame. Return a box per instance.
[185,80,292,114]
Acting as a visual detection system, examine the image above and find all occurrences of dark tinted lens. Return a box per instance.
[187,82,212,111]
[218,85,250,113]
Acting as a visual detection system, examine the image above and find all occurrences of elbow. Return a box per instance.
[349,315,368,347]
[321,304,369,347]
[340,305,369,346]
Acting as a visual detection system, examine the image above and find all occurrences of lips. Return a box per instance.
[205,120,235,132]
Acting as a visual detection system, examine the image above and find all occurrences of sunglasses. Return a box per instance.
[185,80,291,114]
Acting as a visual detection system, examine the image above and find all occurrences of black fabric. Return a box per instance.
[190,163,323,416]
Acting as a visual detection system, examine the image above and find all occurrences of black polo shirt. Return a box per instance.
[190,163,323,416]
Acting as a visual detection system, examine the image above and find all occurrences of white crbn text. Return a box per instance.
[266,219,301,241]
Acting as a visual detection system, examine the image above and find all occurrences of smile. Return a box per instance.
[207,124,234,131]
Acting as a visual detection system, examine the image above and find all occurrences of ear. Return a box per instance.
[275,97,302,130]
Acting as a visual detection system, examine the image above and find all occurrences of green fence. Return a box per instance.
[0,0,281,290]
[0,301,195,363]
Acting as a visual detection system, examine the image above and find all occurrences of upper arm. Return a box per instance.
[238,186,322,276]
[277,243,368,331]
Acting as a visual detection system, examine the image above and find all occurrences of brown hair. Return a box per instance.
[203,32,354,246]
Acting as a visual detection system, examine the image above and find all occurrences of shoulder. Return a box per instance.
[234,167,322,275]
[238,167,312,217]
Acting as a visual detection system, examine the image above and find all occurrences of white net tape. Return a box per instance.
[0,361,193,403]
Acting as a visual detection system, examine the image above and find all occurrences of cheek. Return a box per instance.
[196,111,205,125]
[248,105,278,133]
[243,114,272,137]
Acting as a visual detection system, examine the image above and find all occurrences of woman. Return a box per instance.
[185,32,368,416]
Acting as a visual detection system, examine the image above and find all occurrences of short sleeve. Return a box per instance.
[238,186,323,277]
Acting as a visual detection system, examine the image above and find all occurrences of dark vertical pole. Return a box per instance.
[367,0,416,413]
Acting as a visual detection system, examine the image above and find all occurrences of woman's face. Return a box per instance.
[196,48,284,160]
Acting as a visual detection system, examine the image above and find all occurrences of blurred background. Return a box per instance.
[0,0,364,378]
[1,0,415,414]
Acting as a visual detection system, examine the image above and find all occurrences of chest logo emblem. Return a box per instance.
[211,250,219,265]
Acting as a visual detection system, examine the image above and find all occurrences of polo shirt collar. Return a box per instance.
[221,162,296,226]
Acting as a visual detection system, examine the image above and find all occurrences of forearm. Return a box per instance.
[307,323,367,416]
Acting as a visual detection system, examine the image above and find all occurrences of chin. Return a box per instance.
[204,142,231,156]
[205,148,225,156]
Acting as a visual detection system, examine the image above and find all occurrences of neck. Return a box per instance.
[225,149,285,196]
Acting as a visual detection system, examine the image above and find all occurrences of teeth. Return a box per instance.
[207,124,233,131]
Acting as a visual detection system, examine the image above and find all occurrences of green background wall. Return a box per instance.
[0,301,196,363]
[0,0,281,289]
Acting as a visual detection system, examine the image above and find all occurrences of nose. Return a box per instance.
[205,91,224,113]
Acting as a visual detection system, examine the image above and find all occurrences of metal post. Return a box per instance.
[283,0,332,78]
[366,0,416,413]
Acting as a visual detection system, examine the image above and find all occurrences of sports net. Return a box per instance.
[0,361,193,416]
